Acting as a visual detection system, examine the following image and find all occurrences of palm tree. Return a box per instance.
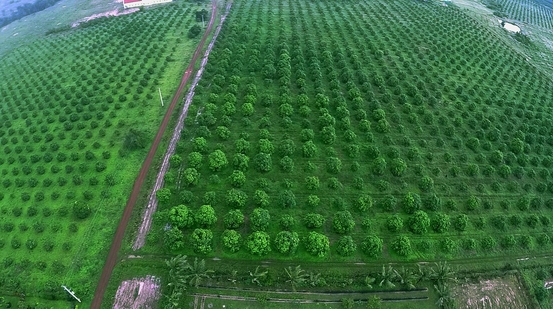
[249,266,268,286]
[434,283,455,309]
[165,290,182,309]
[165,255,190,291]
[285,265,307,291]
[429,261,456,285]
[364,276,376,289]
[228,270,238,287]
[308,271,322,287]
[378,265,397,288]
[185,258,214,288]
[414,263,429,284]
[394,266,416,290]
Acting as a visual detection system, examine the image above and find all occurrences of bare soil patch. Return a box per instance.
[452,275,529,309]
[113,276,161,309]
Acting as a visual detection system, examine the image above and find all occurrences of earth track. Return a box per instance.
[89,1,217,308]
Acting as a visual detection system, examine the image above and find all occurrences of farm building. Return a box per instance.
[123,0,172,9]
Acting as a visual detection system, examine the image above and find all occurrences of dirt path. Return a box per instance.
[89,1,217,308]
[132,0,232,251]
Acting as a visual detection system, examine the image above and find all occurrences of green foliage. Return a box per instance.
[332,210,355,234]
[157,188,172,204]
[454,214,469,231]
[403,192,422,214]
[254,153,272,172]
[336,236,357,256]
[188,24,202,38]
[169,205,194,229]
[72,202,91,219]
[387,214,404,232]
[222,229,241,252]
[253,189,270,207]
[232,153,249,171]
[390,158,407,176]
[246,231,271,255]
[250,208,270,231]
[183,168,200,187]
[361,235,383,257]
[229,170,246,187]
[208,150,228,171]
[278,190,296,208]
[274,231,300,254]
[355,194,373,212]
[123,128,147,151]
[305,176,320,190]
[432,213,451,233]
[304,231,330,257]
[224,209,244,229]
[226,189,247,208]
[164,227,185,251]
[194,205,217,227]
[392,235,412,256]
[303,213,325,229]
[190,228,213,254]
[409,210,430,234]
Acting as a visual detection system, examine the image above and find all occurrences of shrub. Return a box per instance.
[274,231,299,254]
[224,209,244,229]
[195,205,217,227]
[391,235,411,256]
[304,231,330,257]
[246,231,271,255]
[278,190,296,208]
[222,229,241,253]
[387,214,403,232]
[409,210,430,234]
[183,168,200,187]
[332,210,355,234]
[403,192,422,214]
[431,213,451,233]
[250,208,270,232]
[390,158,407,176]
[453,214,469,232]
[190,228,213,254]
[226,189,247,208]
[254,153,272,172]
[361,235,383,257]
[73,202,91,219]
[303,213,325,229]
[164,227,184,251]
[208,150,228,171]
[336,236,357,256]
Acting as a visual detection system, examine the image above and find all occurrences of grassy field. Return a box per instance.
[0,0,209,306]
[129,0,553,307]
[149,0,553,264]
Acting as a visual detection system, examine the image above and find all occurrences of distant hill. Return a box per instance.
[0,0,62,28]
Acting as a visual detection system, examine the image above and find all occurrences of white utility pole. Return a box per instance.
[62,285,81,303]
[158,88,164,107]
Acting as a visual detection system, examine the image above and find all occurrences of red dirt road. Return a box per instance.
[89,2,217,308]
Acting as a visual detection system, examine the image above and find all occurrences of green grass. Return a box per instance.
[0,1,209,307]
[132,0,553,306]
[149,0,553,262]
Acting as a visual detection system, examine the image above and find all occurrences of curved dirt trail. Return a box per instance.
[89,2,217,308]
[133,0,233,250]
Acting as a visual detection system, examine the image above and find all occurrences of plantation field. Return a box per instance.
[146,0,553,266]
[494,0,553,29]
[0,0,209,305]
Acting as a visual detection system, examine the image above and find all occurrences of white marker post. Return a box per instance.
[62,285,82,303]
[158,88,164,107]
